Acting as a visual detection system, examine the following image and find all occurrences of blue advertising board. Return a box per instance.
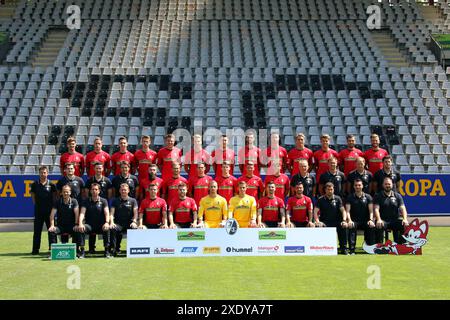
[0,174,449,218]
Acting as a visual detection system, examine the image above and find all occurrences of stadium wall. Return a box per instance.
[0,174,448,218]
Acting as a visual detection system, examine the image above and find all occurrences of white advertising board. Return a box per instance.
[127,227,338,258]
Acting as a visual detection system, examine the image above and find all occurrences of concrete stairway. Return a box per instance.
[0,0,18,22]
[371,30,410,68]
[31,29,68,68]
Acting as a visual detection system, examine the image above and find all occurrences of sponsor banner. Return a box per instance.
[127,228,338,257]
[1,174,449,218]
[51,243,76,260]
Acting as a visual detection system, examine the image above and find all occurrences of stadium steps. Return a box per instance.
[419,4,446,25]
[31,29,68,68]
[371,30,411,68]
[0,0,18,22]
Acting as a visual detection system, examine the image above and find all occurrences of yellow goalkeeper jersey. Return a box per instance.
[198,195,228,228]
[228,194,257,228]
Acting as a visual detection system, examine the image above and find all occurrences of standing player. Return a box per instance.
[85,137,111,177]
[236,161,264,201]
[373,177,409,244]
[264,161,290,200]
[109,184,139,256]
[197,181,228,228]
[60,137,85,177]
[257,181,286,228]
[215,161,237,203]
[48,185,81,257]
[183,134,211,177]
[31,166,57,255]
[238,131,262,176]
[138,184,168,229]
[372,155,401,194]
[134,135,157,185]
[290,159,316,200]
[84,163,113,200]
[211,135,235,176]
[57,163,85,202]
[111,136,136,176]
[139,164,164,200]
[77,184,111,258]
[345,179,376,254]
[286,183,314,228]
[229,181,258,228]
[363,133,389,176]
[156,134,182,181]
[338,134,363,177]
[288,133,313,176]
[314,183,348,254]
[313,134,339,185]
[188,162,213,206]
[161,162,188,204]
[112,162,139,199]
[261,132,288,175]
[168,183,198,229]
[346,157,372,195]
[319,157,346,197]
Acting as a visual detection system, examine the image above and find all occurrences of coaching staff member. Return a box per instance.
[77,183,111,258]
[374,177,409,244]
[345,179,376,254]
[31,166,57,255]
[57,162,85,202]
[314,182,349,255]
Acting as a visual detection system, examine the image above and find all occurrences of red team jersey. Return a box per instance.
[60,152,85,176]
[215,175,238,203]
[258,197,285,222]
[364,148,389,175]
[134,149,157,183]
[188,175,213,206]
[287,195,313,223]
[183,149,211,176]
[287,147,314,176]
[156,147,182,180]
[338,148,364,177]
[111,151,135,175]
[262,146,288,174]
[238,146,261,176]
[161,176,188,203]
[211,148,235,175]
[236,175,264,200]
[264,174,290,199]
[85,150,111,177]
[313,149,339,183]
[169,197,197,224]
[139,197,167,225]
[140,177,164,199]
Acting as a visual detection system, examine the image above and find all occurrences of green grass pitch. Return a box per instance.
[0,228,449,300]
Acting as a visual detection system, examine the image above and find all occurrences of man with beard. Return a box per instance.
[138,184,168,229]
[139,164,163,200]
[286,183,315,228]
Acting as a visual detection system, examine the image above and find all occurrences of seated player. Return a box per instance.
[257,181,286,228]
[286,183,315,228]
[48,185,81,258]
[215,160,237,203]
[168,183,198,229]
[109,184,139,256]
[188,162,213,206]
[197,181,228,228]
[138,184,168,229]
[77,183,111,258]
[228,181,258,228]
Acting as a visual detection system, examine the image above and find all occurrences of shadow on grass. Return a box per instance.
[0,252,50,260]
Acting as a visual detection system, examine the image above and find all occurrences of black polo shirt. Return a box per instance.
[320,170,346,197]
[346,193,373,223]
[57,176,85,201]
[316,195,344,225]
[112,174,139,198]
[81,197,109,227]
[373,191,404,221]
[373,169,401,193]
[347,170,372,194]
[85,176,112,199]
[53,198,78,228]
[111,197,138,227]
[31,180,57,212]
[290,174,316,199]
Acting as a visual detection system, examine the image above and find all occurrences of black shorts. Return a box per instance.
[263,221,279,228]
[176,222,192,228]
[145,224,160,229]
[291,221,308,227]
